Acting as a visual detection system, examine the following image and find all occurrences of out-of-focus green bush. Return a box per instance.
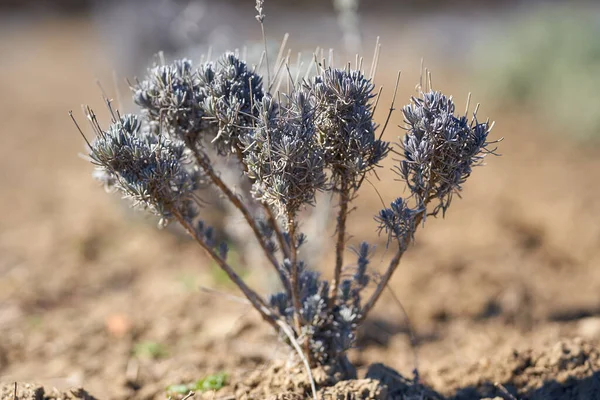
[475,6,600,141]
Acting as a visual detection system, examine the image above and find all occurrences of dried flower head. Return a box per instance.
[255,0,265,23]
[87,111,201,225]
[242,91,326,217]
[398,90,495,216]
[133,59,207,144]
[375,197,420,247]
[309,67,389,191]
[200,52,264,155]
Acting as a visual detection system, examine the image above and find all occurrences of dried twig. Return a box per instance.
[494,382,517,400]
[173,210,279,332]
[181,391,196,400]
[276,320,318,400]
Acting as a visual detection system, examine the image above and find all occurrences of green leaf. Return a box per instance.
[165,384,190,395]
[133,341,169,359]
[193,372,228,392]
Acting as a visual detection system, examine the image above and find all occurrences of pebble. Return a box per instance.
[577,317,600,339]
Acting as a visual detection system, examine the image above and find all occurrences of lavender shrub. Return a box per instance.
[74,0,499,384]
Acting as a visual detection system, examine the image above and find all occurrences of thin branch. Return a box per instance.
[418,58,424,92]
[386,286,420,380]
[172,210,279,331]
[372,85,384,115]
[494,383,517,400]
[188,145,283,279]
[199,285,251,305]
[276,319,317,400]
[285,63,296,92]
[286,213,313,367]
[181,391,195,400]
[359,210,425,323]
[274,33,290,77]
[70,111,92,149]
[378,70,401,141]
[364,175,387,209]
[256,1,271,87]
[265,206,291,258]
[287,214,303,335]
[234,148,290,260]
[255,50,266,74]
[273,50,291,94]
[269,49,290,93]
[330,176,350,304]
[304,46,320,81]
[368,36,380,80]
[294,52,303,87]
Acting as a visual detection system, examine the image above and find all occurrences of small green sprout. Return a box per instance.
[133,341,169,359]
[166,373,228,396]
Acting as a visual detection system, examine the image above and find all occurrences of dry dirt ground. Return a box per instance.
[2,14,600,400]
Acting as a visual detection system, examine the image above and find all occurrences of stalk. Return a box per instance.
[286,213,314,366]
[188,145,283,277]
[359,206,427,323]
[330,176,350,304]
[172,210,279,331]
[234,149,291,260]
[265,206,291,259]
[286,214,303,334]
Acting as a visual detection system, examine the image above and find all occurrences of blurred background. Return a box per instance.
[1,0,600,399]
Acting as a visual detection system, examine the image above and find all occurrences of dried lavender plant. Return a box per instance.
[73,0,499,384]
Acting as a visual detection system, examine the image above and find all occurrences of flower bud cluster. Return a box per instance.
[88,113,201,224]
[200,53,264,155]
[309,67,389,191]
[398,91,493,216]
[242,91,326,217]
[133,54,264,155]
[133,59,207,143]
[268,242,375,366]
[376,91,494,247]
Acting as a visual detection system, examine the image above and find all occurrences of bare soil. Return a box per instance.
[1,13,600,400]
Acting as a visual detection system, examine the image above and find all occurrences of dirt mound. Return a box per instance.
[5,339,597,399]
[434,338,600,400]
[0,383,96,400]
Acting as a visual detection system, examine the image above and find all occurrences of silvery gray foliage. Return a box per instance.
[88,113,201,226]
[200,53,264,155]
[269,242,374,366]
[133,59,209,144]
[374,91,494,249]
[375,197,421,247]
[134,53,264,156]
[398,91,493,216]
[309,67,390,191]
[242,91,326,217]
